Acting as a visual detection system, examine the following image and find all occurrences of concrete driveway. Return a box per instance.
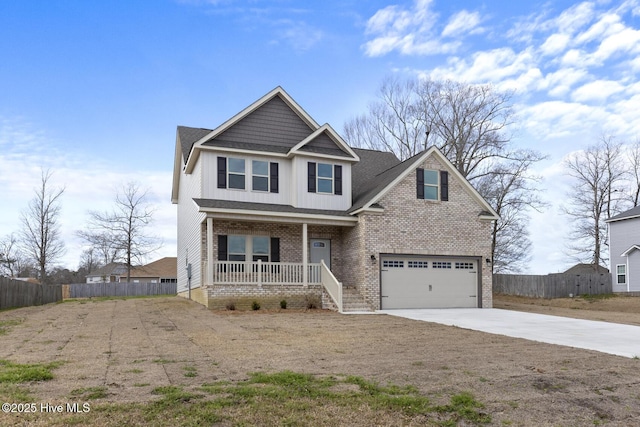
[379,308,640,358]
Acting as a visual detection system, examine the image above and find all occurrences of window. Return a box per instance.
[228,235,246,261]
[317,163,333,193]
[218,235,280,263]
[308,162,342,195]
[252,236,269,262]
[455,262,474,269]
[432,261,452,269]
[228,158,245,189]
[408,261,428,268]
[423,170,439,200]
[252,160,269,192]
[382,260,404,268]
[617,264,626,285]
[416,169,448,201]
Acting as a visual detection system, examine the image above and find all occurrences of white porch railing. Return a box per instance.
[320,260,343,313]
[210,261,321,286]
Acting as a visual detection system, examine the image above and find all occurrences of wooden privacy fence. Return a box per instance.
[494,273,612,298]
[0,277,62,309]
[64,282,177,299]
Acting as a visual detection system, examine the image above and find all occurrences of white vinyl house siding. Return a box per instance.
[177,160,206,293]
[201,151,291,205]
[609,217,640,292]
[292,156,352,211]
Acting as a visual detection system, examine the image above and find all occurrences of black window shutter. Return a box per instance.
[416,168,424,199]
[217,235,228,261]
[334,165,342,195]
[270,237,280,262]
[270,162,279,193]
[308,162,316,193]
[440,171,449,201]
[217,157,227,189]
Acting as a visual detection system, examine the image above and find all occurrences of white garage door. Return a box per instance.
[380,256,479,309]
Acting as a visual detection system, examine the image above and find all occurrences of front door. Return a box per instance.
[310,239,331,269]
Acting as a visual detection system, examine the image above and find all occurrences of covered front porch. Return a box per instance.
[198,207,360,311]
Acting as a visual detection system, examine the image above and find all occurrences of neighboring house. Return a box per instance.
[85,258,177,284]
[606,205,640,292]
[563,263,609,275]
[171,87,499,311]
[86,263,128,283]
[127,257,177,283]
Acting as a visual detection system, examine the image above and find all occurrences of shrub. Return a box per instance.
[280,299,287,309]
[251,301,261,311]
[225,302,236,311]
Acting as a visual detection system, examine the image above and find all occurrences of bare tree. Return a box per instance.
[563,137,628,268]
[0,233,28,277]
[19,169,65,284]
[626,139,640,207]
[78,248,102,275]
[344,75,544,272]
[76,230,122,265]
[79,182,161,282]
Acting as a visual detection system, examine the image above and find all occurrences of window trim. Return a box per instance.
[227,157,246,190]
[317,162,334,194]
[251,160,270,192]
[616,264,627,285]
[423,169,439,201]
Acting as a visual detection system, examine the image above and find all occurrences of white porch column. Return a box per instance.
[302,223,308,287]
[207,217,214,285]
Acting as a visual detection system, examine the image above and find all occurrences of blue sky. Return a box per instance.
[2,0,640,274]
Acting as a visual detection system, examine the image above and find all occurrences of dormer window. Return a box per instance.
[307,162,342,195]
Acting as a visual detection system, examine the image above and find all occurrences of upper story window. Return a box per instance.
[218,156,278,193]
[228,158,246,189]
[416,168,448,201]
[617,264,626,284]
[252,160,269,192]
[308,162,342,195]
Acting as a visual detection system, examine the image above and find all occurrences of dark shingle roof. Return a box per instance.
[608,205,640,222]
[193,199,353,217]
[350,149,426,213]
[177,126,213,162]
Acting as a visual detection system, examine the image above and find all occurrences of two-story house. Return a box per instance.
[171,87,498,311]
[607,205,640,293]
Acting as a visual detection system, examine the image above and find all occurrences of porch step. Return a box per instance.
[341,286,374,312]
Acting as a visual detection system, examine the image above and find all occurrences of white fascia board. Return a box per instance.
[288,124,360,162]
[606,214,640,223]
[171,134,184,204]
[350,206,385,215]
[197,145,289,158]
[621,245,640,257]
[199,207,358,226]
[361,146,500,220]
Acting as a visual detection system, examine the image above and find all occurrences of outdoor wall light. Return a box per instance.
[485,258,491,265]
[370,254,377,262]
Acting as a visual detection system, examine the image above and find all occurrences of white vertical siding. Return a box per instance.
[177,161,206,293]
[201,151,292,205]
[609,218,640,292]
[293,156,352,210]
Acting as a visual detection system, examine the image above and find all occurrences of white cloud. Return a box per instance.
[572,79,626,102]
[441,10,481,38]
[540,33,571,56]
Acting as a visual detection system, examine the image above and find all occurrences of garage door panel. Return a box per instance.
[381,256,478,309]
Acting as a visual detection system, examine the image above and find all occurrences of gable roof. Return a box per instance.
[606,205,640,223]
[129,257,177,279]
[349,146,499,220]
[563,263,609,274]
[86,262,128,278]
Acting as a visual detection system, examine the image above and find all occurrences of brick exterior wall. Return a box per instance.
[191,152,493,311]
[344,155,494,309]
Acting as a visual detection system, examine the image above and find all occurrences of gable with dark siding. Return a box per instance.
[204,96,314,151]
[298,132,353,158]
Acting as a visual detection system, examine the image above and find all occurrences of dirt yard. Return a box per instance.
[1,295,640,426]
